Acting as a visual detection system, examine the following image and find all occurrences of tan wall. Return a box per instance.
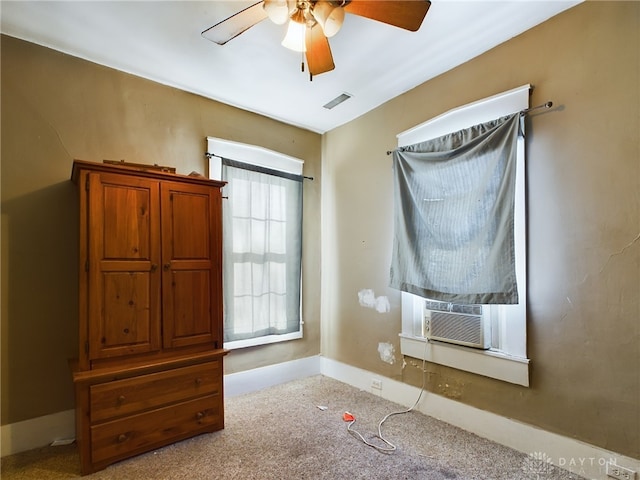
[322,2,639,459]
[0,35,322,425]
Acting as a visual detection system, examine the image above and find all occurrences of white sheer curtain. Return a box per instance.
[222,159,302,342]
[390,113,521,304]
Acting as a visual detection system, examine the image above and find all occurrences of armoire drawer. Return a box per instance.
[90,361,221,423]
[90,394,222,464]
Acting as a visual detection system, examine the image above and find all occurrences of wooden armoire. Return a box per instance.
[70,160,227,475]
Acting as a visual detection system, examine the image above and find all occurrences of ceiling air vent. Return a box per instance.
[323,93,352,110]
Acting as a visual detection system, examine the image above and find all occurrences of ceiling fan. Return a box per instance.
[202,0,431,79]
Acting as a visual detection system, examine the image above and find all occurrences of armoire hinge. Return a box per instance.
[84,341,89,355]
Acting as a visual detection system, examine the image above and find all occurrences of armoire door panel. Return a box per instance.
[165,190,210,260]
[102,183,152,260]
[161,182,221,349]
[88,172,161,360]
[94,272,154,356]
[171,270,211,338]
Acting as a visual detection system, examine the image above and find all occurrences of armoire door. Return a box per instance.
[161,181,222,349]
[87,172,162,360]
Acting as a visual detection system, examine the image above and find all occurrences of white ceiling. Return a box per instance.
[1,0,580,133]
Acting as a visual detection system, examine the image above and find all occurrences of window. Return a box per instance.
[207,137,304,350]
[397,85,530,386]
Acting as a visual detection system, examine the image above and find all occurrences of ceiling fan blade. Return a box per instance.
[305,24,335,76]
[344,0,431,32]
[201,1,268,45]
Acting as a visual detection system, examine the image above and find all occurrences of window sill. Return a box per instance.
[224,330,303,350]
[399,333,530,387]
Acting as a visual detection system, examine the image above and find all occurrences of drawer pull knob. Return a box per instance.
[196,412,204,422]
[117,434,128,443]
[117,395,126,404]
[195,378,202,386]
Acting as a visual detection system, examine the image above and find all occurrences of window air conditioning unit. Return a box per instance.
[423,300,491,349]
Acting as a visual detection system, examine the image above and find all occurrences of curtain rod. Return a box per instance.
[520,101,553,115]
[204,152,313,180]
[386,101,553,155]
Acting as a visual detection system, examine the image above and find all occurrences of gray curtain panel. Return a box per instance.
[390,113,521,304]
[222,159,303,342]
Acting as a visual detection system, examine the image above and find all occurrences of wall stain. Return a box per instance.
[405,359,467,400]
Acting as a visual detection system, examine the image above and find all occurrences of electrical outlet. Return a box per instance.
[606,462,637,480]
[371,378,382,390]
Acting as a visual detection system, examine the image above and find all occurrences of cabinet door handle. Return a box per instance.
[163,263,171,271]
[151,264,158,272]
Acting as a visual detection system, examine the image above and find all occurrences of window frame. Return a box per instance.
[207,137,304,350]
[397,85,531,387]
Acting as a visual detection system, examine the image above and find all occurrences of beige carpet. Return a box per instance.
[1,375,585,479]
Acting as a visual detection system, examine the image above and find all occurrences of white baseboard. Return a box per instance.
[1,409,75,458]
[224,354,321,397]
[3,354,638,480]
[320,357,640,480]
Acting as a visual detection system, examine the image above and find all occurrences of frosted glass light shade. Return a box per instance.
[263,0,290,25]
[311,1,344,37]
[281,17,307,52]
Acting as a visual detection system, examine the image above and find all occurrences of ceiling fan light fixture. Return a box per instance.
[281,9,307,52]
[311,1,345,38]
[203,0,432,77]
[263,0,290,25]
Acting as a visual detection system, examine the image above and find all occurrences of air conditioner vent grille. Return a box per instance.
[424,299,490,349]
[429,312,484,346]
